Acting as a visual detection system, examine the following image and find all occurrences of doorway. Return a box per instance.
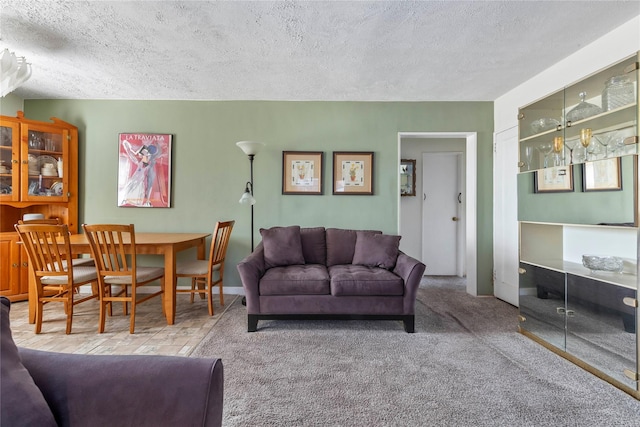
[398,132,478,296]
[422,152,463,276]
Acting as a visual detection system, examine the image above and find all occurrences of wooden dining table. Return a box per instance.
[28,232,210,326]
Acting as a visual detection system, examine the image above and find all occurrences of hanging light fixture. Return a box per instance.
[0,48,32,97]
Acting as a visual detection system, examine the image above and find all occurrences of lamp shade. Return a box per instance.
[239,191,256,205]
[236,141,265,156]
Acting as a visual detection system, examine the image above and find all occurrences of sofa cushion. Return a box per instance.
[0,298,57,427]
[352,231,401,270]
[260,265,330,295]
[326,228,382,266]
[326,228,356,266]
[260,226,305,269]
[328,265,404,296]
[301,227,326,265]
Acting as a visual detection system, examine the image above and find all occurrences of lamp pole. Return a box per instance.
[248,154,255,251]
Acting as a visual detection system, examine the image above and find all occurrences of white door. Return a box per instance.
[422,152,461,275]
[493,126,519,306]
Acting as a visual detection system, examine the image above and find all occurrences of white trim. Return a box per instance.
[398,132,478,296]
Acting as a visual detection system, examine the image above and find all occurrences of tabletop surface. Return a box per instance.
[68,232,210,245]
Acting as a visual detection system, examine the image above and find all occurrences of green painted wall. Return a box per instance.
[0,94,23,116]
[23,100,494,293]
[518,156,635,225]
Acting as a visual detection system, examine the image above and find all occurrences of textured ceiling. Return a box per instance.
[1,1,639,101]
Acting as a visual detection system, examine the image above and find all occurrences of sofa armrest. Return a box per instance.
[393,251,426,313]
[18,348,223,427]
[236,242,266,313]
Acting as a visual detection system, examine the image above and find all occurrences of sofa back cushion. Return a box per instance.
[0,298,57,427]
[260,226,305,269]
[326,228,382,266]
[300,227,326,265]
[352,231,401,270]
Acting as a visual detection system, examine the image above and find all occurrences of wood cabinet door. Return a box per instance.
[0,234,20,296]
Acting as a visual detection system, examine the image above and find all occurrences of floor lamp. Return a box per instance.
[237,141,264,305]
[236,141,264,251]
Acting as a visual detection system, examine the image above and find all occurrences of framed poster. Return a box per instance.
[282,151,323,195]
[332,151,374,195]
[583,157,622,191]
[400,159,416,196]
[534,166,573,193]
[118,133,172,207]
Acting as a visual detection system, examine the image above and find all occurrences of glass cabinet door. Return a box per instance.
[566,274,637,390]
[0,121,19,201]
[518,89,564,172]
[519,263,567,351]
[21,124,69,202]
[563,55,638,165]
[519,53,638,173]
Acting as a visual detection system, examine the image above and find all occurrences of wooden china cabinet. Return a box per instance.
[0,111,79,301]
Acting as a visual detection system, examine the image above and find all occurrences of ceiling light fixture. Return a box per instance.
[0,48,32,97]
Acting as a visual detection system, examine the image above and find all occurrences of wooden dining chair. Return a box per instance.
[176,220,235,316]
[82,223,165,334]
[14,223,98,334]
[18,218,95,268]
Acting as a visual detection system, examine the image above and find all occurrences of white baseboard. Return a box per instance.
[79,284,246,295]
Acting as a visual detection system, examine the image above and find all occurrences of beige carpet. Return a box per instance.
[191,280,639,426]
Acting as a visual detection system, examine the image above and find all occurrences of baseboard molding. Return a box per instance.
[78,284,246,295]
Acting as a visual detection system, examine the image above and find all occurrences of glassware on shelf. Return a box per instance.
[594,130,618,158]
[524,146,534,171]
[566,92,603,123]
[582,255,624,274]
[564,137,579,164]
[530,118,560,134]
[537,142,554,168]
[552,136,564,166]
[580,128,593,161]
[602,75,635,111]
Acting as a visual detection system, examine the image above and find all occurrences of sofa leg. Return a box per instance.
[248,315,258,332]
[403,316,415,333]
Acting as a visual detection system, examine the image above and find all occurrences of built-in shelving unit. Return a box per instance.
[517,52,640,399]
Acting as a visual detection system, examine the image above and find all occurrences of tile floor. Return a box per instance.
[8,293,239,357]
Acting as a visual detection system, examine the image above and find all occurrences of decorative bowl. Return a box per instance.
[582,255,624,273]
[530,118,560,134]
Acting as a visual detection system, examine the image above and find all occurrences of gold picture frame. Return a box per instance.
[332,151,374,195]
[400,159,416,196]
[583,157,622,192]
[534,166,573,193]
[282,151,323,195]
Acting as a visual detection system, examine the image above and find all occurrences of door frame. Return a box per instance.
[398,132,477,296]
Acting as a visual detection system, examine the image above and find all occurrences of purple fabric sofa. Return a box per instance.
[0,297,224,427]
[237,226,426,333]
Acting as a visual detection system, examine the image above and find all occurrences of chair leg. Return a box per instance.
[207,284,214,316]
[190,278,196,303]
[65,288,74,334]
[34,300,44,334]
[98,285,107,333]
[123,285,129,315]
[65,299,73,334]
[129,286,136,334]
[219,281,224,307]
[106,285,113,317]
[161,277,166,319]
